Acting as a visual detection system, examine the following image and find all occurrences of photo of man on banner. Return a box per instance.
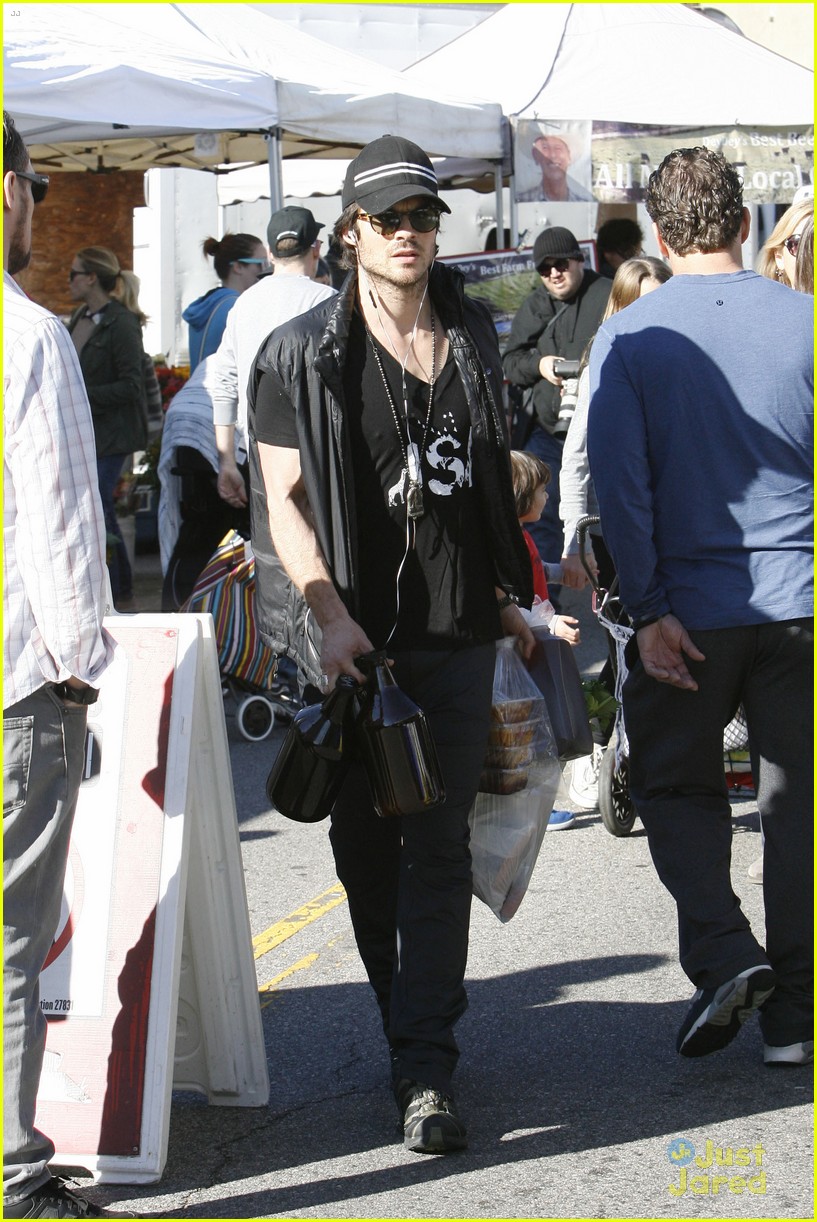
[516,120,594,203]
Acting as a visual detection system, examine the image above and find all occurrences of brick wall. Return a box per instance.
[15,171,146,319]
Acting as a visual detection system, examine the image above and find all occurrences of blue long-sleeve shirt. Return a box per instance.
[587,270,813,630]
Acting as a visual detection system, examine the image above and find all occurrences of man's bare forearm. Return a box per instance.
[258,443,373,682]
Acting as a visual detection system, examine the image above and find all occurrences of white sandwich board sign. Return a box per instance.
[35,613,269,1184]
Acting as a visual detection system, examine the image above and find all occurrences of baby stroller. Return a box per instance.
[183,530,303,741]
[576,515,753,837]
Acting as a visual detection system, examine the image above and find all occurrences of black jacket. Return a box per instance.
[68,300,148,457]
[247,263,533,687]
[502,270,610,435]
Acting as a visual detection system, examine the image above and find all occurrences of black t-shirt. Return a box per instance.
[254,309,501,650]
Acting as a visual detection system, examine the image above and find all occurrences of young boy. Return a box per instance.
[510,451,580,644]
[511,451,584,830]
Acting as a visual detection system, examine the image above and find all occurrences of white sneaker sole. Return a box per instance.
[763,1040,814,1066]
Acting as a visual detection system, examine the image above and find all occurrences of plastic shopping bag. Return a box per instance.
[521,602,593,761]
[468,637,560,922]
[469,769,560,922]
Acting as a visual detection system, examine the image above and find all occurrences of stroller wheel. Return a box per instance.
[236,695,276,742]
[598,747,637,837]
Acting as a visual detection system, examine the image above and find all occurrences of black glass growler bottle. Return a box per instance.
[266,676,358,823]
[355,652,446,817]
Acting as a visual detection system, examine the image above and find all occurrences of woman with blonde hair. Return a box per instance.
[756,199,813,287]
[560,256,672,591]
[67,245,149,607]
[793,214,813,295]
[112,269,163,439]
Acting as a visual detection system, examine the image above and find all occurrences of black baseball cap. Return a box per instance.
[267,206,323,258]
[342,135,451,215]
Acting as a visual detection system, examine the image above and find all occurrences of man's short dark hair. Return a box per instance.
[3,111,28,177]
[597,218,644,260]
[646,147,744,257]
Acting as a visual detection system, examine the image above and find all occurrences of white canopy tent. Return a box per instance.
[405,2,814,238]
[4,2,504,206]
[405,2,813,125]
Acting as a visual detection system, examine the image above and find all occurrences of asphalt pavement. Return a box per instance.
[81,551,811,1220]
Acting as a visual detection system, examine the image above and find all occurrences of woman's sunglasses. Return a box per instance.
[783,234,802,257]
[16,169,49,205]
[358,206,442,238]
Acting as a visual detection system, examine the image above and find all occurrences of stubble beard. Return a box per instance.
[361,240,432,303]
[7,212,32,276]
[7,240,32,276]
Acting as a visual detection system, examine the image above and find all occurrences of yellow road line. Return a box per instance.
[259,953,319,1008]
[252,882,347,961]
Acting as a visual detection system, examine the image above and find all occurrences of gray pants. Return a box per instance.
[3,685,88,1204]
[329,645,495,1095]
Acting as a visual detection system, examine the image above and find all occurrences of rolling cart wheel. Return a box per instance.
[236,695,276,742]
[598,746,637,837]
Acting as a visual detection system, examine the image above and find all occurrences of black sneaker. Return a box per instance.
[3,1178,138,1218]
[395,1078,468,1154]
[676,965,777,1057]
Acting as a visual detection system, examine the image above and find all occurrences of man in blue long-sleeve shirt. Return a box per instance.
[588,147,813,1068]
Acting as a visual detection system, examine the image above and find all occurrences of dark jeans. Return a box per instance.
[96,454,132,601]
[624,618,813,1046]
[329,645,495,1094]
[524,426,565,609]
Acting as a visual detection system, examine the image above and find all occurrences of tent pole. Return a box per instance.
[494,163,504,250]
[267,128,284,211]
[509,177,518,248]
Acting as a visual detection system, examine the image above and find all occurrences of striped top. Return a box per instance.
[3,271,113,707]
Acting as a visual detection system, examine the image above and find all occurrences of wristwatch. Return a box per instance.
[496,594,518,611]
[54,681,99,706]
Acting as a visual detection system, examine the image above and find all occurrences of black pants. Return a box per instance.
[624,618,813,1046]
[160,449,250,610]
[329,645,495,1093]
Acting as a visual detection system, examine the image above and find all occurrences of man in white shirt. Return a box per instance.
[3,112,123,1219]
[212,205,336,509]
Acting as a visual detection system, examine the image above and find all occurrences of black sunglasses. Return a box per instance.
[539,258,572,276]
[16,169,50,205]
[358,206,442,237]
[68,269,90,281]
[783,234,802,257]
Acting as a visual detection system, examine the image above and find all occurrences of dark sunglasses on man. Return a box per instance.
[16,169,49,205]
[540,258,572,276]
[358,205,442,238]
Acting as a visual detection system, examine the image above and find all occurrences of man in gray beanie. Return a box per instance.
[503,226,610,601]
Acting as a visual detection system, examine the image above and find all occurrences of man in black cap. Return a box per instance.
[503,227,610,595]
[213,205,335,508]
[247,135,533,1154]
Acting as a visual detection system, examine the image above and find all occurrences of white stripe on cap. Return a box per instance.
[354,161,438,190]
[275,229,299,240]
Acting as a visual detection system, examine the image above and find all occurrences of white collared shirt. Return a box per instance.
[3,271,114,707]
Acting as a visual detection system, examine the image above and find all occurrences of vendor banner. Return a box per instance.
[513,119,813,205]
[589,123,813,204]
